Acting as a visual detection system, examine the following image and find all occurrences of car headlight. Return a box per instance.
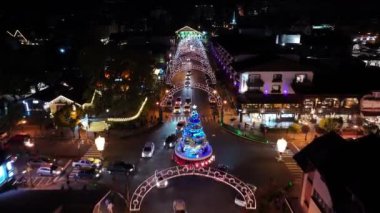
[95,173,100,178]
[129,168,134,172]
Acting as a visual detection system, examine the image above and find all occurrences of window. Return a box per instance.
[272,74,282,82]
[295,74,307,83]
[248,74,260,81]
[312,190,332,213]
[271,85,281,93]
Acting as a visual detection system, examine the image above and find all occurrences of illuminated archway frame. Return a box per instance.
[160,83,222,109]
[166,35,216,85]
[129,165,257,211]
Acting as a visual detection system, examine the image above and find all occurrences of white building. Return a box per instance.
[234,56,313,95]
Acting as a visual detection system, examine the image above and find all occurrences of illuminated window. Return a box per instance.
[271,85,281,93]
[295,74,307,83]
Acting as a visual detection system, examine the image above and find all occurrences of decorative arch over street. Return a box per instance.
[160,83,222,108]
[129,165,257,211]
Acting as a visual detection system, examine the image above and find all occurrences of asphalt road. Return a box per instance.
[99,70,292,212]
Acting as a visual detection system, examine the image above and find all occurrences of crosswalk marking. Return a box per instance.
[32,176,54,188]
[167,115,217,123]
[280,150,304,184]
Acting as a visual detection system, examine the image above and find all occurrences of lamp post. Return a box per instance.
[276,138,288,162]
[95,136,105,160]
[156,101,163,124]
[221,100,227,124]
[238,109,243,123]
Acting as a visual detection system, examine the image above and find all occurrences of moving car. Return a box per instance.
[217,164,230,172]
[141,142,155,158]
[234,184,258,207]
[76,168,101,179]
[183,104,191,113]
[209,96,216,104]
[37,166,62,176]
[107,161,136,175]
[156,175,168,188]
[184,81,191,87]
[72,159,97,168]
[176,121,186,132]
[175,97,182,105]
[185,76,191,81]
[28,156,54,167]
[185,97,191,105]
[186,71,191,76]
[164,134,177,149]
[87,157,102,168]
[173,105,181,114]
[173,199,187,213]
[166,100,173,108]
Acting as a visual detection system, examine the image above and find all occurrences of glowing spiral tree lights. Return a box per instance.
[174,105,215,167]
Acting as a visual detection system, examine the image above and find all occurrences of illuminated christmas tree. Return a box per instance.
[174,105,215,167]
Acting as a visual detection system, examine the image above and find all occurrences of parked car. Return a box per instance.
[173,105,181,114]
[28,156,54,167]
[37,166,62,176]
[173,199,187,213]
[72,159,97,168]
[164,134,178,149]
[107,161,136,175]
[141,142,155,158]
[175,97,182,105]
[76,168,101,179]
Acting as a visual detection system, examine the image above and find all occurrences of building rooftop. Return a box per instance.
[28,82,86,104]
[294,132,379,213]
[232,55,312,72]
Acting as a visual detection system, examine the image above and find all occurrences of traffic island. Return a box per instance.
[220,123,269,144]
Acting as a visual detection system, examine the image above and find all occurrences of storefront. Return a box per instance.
[0,152,16,189]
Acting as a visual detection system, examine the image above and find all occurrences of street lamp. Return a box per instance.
[221,100,227,124]
[95,136,105,159]
[276,138,288,162]
[156,102,163,123]
[238,109,243,123]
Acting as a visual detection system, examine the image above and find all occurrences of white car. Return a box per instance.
[142,142,155,158]
[72,159,95,168]
[173,105,181,114]
[37,166,62,176]
[234,184,257,207]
